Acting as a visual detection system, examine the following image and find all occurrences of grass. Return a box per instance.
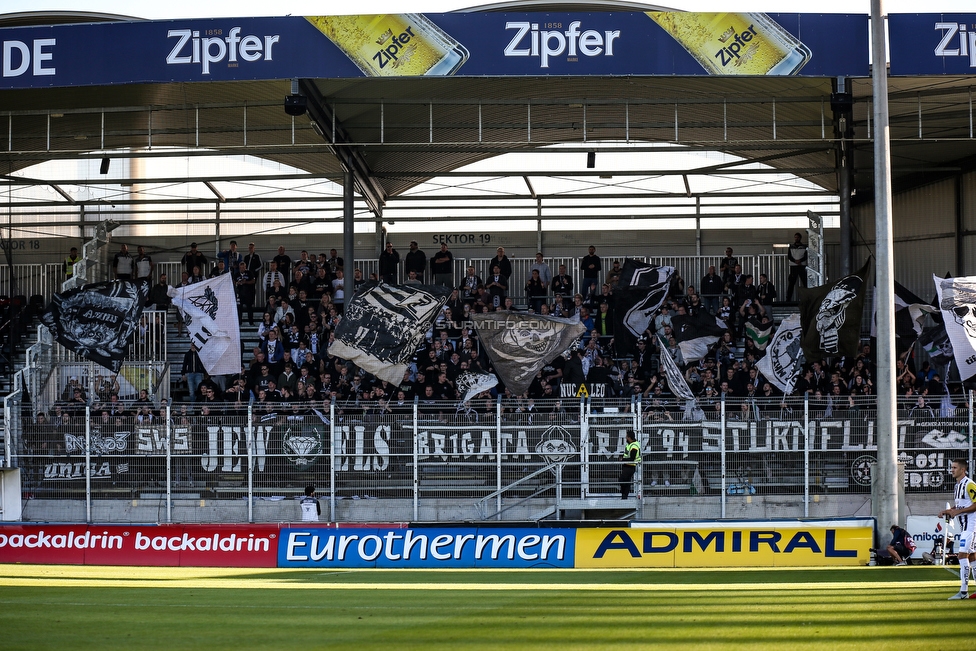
[0,565,973,650]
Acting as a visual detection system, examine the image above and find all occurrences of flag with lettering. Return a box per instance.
[756,314,803,394]
[329,281,452,386]
[41,280,149,372]
[472,311,585,396]
[168,273,241,375]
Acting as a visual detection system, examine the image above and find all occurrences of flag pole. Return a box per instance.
[871,0,900,538]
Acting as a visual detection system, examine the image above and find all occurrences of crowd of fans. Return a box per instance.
[60,236,955,423]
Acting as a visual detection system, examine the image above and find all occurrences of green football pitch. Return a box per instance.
[0,564,973,650]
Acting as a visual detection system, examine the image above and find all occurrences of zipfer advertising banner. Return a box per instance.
[0,520,871,568]
[0,12,869,89]
[888,14,976,75]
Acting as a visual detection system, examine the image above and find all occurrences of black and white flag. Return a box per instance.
[871,280,937,353]
[612,259,675,357]
[756,314,803,394]
[934,274,976,380]
[329,281,452,386]
[168,273,241,375]
[671,311,726,362]
[456,371,498,403]
[41,280,149,372]
[657,337,695,401]
[472,311,585,396]
[799,259,871,361]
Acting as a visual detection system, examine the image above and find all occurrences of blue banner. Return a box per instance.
[0,12,869,89]
[277,527,575,568]
[889,14,976,75]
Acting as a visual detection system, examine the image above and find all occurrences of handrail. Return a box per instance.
[475,460,561,520]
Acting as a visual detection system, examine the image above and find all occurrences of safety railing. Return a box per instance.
[7,394,971,524]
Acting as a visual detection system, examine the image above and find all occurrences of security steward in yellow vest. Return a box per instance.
[619,431,641,500]
[64,246,81,279]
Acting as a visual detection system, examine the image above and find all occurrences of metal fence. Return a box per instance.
[6,394,971,524]
[15,254,791,313]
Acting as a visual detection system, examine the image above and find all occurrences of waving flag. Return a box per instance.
[41,280,148,372]
[612,259,675,357]
[934,274,976,380]
[799,259,871,361]
[756,314,803,394]
[329,281,452,386]
[168,273,241,375]
[472,311,585,396]
[671,311,726,362]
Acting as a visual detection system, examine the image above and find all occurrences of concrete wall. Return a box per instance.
[17,494,937,525]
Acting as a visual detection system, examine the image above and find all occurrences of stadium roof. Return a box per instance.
[0,4,972,224]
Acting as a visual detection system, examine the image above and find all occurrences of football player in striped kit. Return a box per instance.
[940,459,976,600]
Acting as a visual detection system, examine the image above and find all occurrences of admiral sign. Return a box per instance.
[578,520,871,568]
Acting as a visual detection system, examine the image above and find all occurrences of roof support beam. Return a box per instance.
[300,79,387,216]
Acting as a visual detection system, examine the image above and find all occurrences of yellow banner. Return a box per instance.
[576,523,871,568]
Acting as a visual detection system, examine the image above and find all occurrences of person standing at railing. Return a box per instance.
[379,242,400,284]
[148,273,171,311]
[404,241,426,283]
[490,247,513,279]
[134,245,154,283]
[700,265,723,316]
[580,245,601,298]
[181,242,207,277]
[431,243,454,288]
[113,243,133,281]
[786,232,808,301]
[619,431,641,500]
[529,252,552,287]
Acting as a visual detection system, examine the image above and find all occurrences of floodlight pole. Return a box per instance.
[343,171,355,301]
[871,0,900,539]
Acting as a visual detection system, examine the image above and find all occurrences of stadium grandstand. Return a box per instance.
[0,2,973,538]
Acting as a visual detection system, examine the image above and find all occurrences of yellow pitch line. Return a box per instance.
[0,578,956,591]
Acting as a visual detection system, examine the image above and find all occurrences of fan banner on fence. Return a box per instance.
[657,337,695,401]
[919,324,954,367]
[799,259,872,361]
[934,274,976,381]
[471,311,585,396]
[168,274,241,375]
[41,280,149,373]
[612,259,675,357]
[871,280,937,353]
[756,313,803,394]
[456,371,499,403]
[329,281,452,386]
[670,311,726,362]
[744,320,774,351]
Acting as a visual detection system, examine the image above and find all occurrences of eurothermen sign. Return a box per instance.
[0,12,870,89]
[0,520,871,568]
